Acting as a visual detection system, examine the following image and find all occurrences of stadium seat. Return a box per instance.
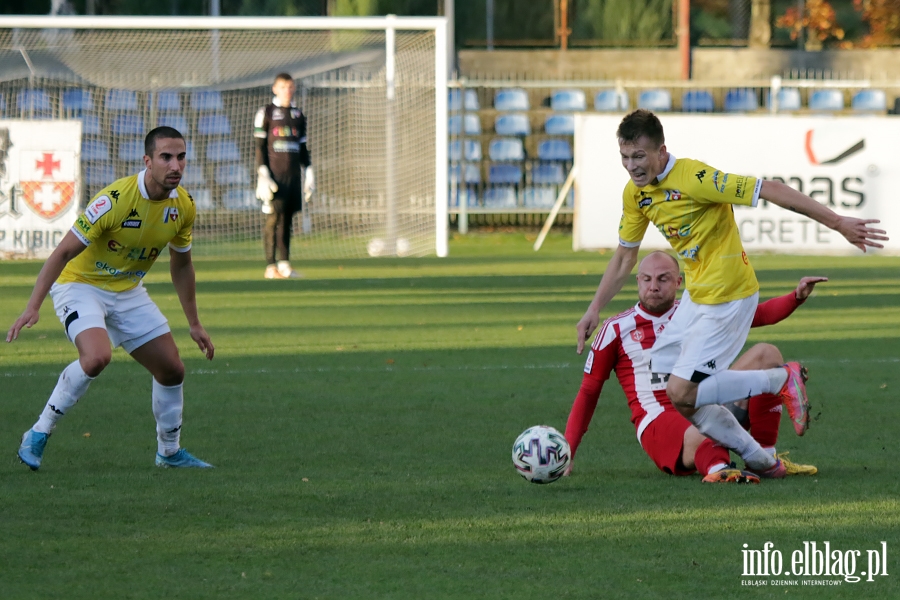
[190,188,214,210]
[206,140,241,162]
[222,188,256,210]
[156,91,182,112]
[551,89,586,111]
[488,163,522,185]
[724,88,759,112]
[494,88,529,111]
[544,113,575,136]
[106,89,138,111]
[483,187,518,208]
[0,93,6,116]
[448,163,481,185]
[809,90,844,112]
[851,89,886,112]
[197,113,231,135]
[158,114,188,134]
[448,89,479,111]
[766,87,802,111]
[191,91,223,111]
[523,187,557,209]
[449,140,482,162]
[494,113,531,136]
[681,90,714,113]
[537,139,572,161]
[594,89,629,111]
[638,89,672,112]
[448,114,482,136]
[184,141,197,161]
[81,114,102,136]
[17,89,52,117]
[81,140,110,161]
[83,163,116,188]
[448,187,479,209]
[111,114,144,135]
[63,89,93,115]
[118,139,145,162]
[488,137,525,161]
[531,163,565,185]
[214,163,251,185]
[181,166,207,186]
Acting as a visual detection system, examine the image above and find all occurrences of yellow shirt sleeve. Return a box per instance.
[168,191,195,251]
[679,159,761,208]
[618,184,649,247]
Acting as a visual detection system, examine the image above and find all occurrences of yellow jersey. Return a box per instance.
[59,170,195,292]
[618,156,762,304]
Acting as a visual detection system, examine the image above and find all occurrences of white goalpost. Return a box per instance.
[0,16,448,259]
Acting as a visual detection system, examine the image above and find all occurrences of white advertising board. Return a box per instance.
[574,113,900,254]
[0,120,82,258]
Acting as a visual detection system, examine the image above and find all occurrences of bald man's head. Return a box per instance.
[636,252,682,314]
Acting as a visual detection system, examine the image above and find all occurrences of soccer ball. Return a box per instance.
[512,425,571,484]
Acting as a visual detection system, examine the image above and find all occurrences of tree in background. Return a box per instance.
[573,0,673,45]
[851,0,900,47]
[775,0,845,49]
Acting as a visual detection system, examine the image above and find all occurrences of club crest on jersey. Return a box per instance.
[163,207,178,223]
[85,195,112,224]
[630,329,644,342]
[291,109,301,118]
[664,190,682,201]
[272,108,284,120]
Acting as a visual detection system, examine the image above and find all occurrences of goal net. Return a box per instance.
[0,16,447,259]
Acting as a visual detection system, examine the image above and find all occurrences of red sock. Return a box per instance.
[749,393,781,448]
[693,438,731,476]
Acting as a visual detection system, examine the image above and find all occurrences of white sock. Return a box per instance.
[34,360,94,434]
[767,367,788,391]
[696,370,771,407]
[152,379,183,457]
[690,405,775,471]
[708,462,729,474]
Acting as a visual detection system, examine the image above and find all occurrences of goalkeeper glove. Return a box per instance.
[303,166,315,201]
[256,165,278,201]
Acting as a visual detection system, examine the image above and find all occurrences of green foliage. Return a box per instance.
[1,234,898,598]
[574,0,674,43]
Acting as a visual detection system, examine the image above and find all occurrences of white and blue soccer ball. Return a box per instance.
[512,425,571,484]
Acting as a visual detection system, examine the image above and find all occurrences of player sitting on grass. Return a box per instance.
[566,251,822,484]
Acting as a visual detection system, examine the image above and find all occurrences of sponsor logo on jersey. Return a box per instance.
[94,261,147,279]
[85,195,112,223]
[122,219,142,228]
[679,244,701,261]
[107,239,123,252]
[291,109,301,119]
[659,223,691,239]
[584,350,594,374]
[163,207,178,223]
[638,193,653,209]
[272,108,285,120]
[126,247,162,261]
[695,169,706,183]
[712,170,728,193]
[76,215,92,234]
[273,140,300,153]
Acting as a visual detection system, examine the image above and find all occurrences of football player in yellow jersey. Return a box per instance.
[575,110,888,478]
[6,127,215,470]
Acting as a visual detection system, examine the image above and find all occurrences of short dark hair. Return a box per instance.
[274,72,293,84]
[616,109,665,148]
[145,126,184,157]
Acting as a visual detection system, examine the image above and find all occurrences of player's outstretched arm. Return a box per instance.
[576,244,639,354]
[795,276,828,300]
[760,180,889,252]
[169,248,214,360]
[6,231,87,342]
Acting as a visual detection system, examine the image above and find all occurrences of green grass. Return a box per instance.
[1,232,898,599]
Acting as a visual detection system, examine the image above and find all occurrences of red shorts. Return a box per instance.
[638,410,694,476]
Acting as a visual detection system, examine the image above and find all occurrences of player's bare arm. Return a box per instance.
[169,248,215,360]
[576,244,640,354]
[795,276,828,300]
[6,231,87,342]
[760,179,889,252]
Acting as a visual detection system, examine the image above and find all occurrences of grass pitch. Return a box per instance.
[1,232,898,599]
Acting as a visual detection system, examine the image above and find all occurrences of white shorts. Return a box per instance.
[649,290,758,382]
[49,282,170,353]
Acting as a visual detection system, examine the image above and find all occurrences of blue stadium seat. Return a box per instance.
[523,187,557,209]
[222,189,256,210]
[63,89,93,114]
[156,91,182,112]
[544,113,575,135]
[488,164,522,185]
[637,89,672,112]
[852,89,886,112]
[449,140,482,162]
[118,139,145,161]
[724,88,759,112]
[551,89,586,111]
[681,90,714,113]
[215,163,251,185]
[197,114,231,135]
[488,137,525,161]
[449,163,481,185]
[494,113,530,136]
[17,89,52,117]
[594,89,629,111]
[206,140,241,162]
[181,166,207,186]
[106,89,138,111]
[766,87,802,111]
[158,114,189,134]
[448,187,479,209]
[448,89,479,111]
[0,93,6,116]
[81,114,102,136]
[190,189,214,210]
[191,91,223,111]
[537,139,572,161]
[483,187,518,208]
[184,141,197,161]
[448,114,482,135]
[81,140,110,161]
[494,88,529,111]
[111,114,144,135]
[84,164,116,188]
[531,163,565,185]
[809,90,844,112]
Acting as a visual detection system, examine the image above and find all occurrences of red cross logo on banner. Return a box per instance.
[35,153,61,178]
